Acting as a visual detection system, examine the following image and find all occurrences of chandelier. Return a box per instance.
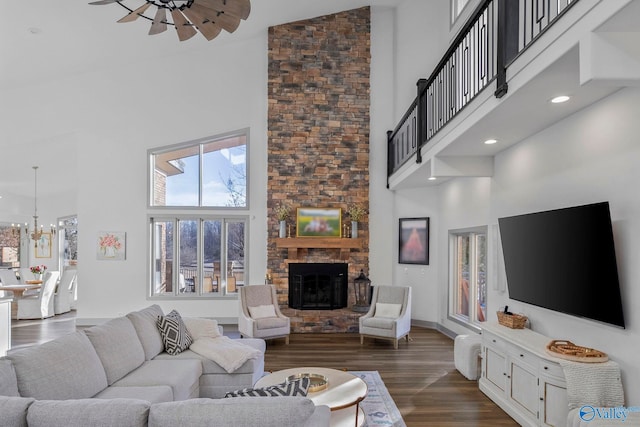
[89,0,251,42]
[15,167,56,248]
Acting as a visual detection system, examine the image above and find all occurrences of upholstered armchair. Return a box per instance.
[359,285,412,349]
[238,285,290,344]
[54,269,77,315]
[17,271,60,320]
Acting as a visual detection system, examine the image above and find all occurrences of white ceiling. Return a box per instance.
[0,0,403,90]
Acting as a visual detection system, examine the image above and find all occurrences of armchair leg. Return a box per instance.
[360,335,364,345]
[285,335,289,345]
[394,339,398,349]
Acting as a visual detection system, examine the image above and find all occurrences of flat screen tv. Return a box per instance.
[498,202,625,328]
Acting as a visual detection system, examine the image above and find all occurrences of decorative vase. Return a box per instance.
[279,220,287,238]
[105,245,116,258]
[351,221,358,238]
[33,273,43,282]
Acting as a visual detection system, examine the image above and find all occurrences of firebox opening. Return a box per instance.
[288,263,348,310]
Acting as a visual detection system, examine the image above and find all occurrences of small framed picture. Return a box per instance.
[35,232,52,258]
[97,231,126,261]
[296,208,342,237]
[399,218,429,265]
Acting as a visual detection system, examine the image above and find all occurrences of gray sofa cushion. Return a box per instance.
[84,317,146,385]
[111,359,202,401]
[0,396,35,427]
[0,359,20,396]
[126,305,165,361]
[27,398,150,427]
[93,385,174,403]
[148,397,319,427]
[6,331,108,400]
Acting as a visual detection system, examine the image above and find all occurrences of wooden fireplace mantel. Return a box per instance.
[274,237,364,261]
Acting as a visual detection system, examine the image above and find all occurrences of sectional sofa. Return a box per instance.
[0,305,330,427]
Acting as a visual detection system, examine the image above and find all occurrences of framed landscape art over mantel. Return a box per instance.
[399,217,429,265]
[296,208,342,237]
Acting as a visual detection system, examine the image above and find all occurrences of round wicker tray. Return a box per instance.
[545,340,608,363]
[286,373,328,393]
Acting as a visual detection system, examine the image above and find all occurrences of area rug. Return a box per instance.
[349,371,406,427]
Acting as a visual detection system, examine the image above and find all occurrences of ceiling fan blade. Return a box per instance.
[181,7,222,41]
[170,9,198,41]
[149,7,168,35]
[195,0,250,20]
[117,3,152,23]
[189,3,240,33]
[89,0,120,5]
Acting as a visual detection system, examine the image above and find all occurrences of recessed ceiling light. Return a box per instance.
[428,176,437,181]
[551,95,570,104]
[484,139,498,145]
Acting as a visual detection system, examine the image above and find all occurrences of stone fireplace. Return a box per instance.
[288,263,348,310]
[266,7,371,333]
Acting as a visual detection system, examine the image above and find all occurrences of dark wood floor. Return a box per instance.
[10,313,517,427]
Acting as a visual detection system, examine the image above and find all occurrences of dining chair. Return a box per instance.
[54,269,77,315]
[0,269,20,285]
[17,271,60,320]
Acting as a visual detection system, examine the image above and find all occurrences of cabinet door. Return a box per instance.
[540,376,568,427]
[509,359,539,418]
[484,346,507,392]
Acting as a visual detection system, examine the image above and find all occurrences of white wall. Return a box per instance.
[0,6,402,321]
[436,87,640,403]
[72,36,269,320]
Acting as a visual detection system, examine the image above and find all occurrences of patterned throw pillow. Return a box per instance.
[156,310,193,355]
[224,377,310,398]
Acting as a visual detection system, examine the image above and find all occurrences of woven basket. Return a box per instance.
[497,311,527,329]
[546,340,608,362]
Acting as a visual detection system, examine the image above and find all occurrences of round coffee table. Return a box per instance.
[255,367,367,427]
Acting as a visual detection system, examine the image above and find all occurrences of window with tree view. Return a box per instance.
[151,217,246,297]
[149,130,249,298]
[449,228,487,328]
[151,131,247,208]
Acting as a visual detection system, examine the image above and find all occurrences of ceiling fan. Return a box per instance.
[89,0,251,42]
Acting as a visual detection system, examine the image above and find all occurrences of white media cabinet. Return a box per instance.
[479,323,569,427]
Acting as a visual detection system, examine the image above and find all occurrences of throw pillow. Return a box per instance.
[183,317,221,340]
[248,304,277,319]
[374,302,402,318]
[224,377,310,398]
[157,310,193,355]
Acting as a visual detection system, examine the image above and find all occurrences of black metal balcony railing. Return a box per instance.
[387,0,578,180]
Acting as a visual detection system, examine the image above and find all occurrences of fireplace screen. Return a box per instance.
[288,263,348,310]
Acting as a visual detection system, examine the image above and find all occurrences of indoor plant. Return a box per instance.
[275,203,290,238]
[347,204,367,238]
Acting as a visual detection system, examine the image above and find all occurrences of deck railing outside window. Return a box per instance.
[387,0,578,179]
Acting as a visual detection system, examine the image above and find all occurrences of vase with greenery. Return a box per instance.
[348,204,367,238]
[275,203,290,238]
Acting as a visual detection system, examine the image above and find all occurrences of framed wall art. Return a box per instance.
[296,208,342,237]
[97,231,126,260]
[399,217,429,265]
[35,232,52,258]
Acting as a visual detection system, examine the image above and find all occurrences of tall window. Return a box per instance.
[150,216,246,297]
[150,130,248,208]
[149,130,249,299]
[0,224,21,268]
[449,227,487,328]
